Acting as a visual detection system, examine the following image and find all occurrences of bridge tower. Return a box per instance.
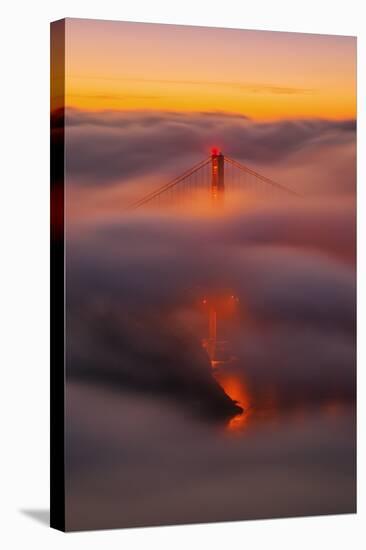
[211,149,224,204]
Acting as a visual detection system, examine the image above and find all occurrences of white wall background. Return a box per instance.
[0,0,364,548]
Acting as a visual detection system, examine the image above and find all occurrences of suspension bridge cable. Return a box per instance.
[127,156,212,209]
[224,156,300,197]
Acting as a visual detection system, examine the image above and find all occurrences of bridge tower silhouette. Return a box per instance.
[128,148,298,210]
[211,148,225,205]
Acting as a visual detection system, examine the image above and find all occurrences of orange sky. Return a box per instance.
[63,18,356,120]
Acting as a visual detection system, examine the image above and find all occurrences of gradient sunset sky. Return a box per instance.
[63,18,356,120]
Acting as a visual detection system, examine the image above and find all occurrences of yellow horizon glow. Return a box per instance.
[63,18,356,120]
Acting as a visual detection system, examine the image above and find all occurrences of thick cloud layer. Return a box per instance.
[64,109,356,196]
[66,198,356,417]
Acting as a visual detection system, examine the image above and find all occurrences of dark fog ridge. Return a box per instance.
[64,108,356,186]
[67,302,355,415]
[67,306,242,421]
[66,203,355,414]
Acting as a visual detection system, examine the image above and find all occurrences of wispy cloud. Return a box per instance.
[69,74,315,95]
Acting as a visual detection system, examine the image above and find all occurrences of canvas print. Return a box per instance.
[50,18,356,531]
